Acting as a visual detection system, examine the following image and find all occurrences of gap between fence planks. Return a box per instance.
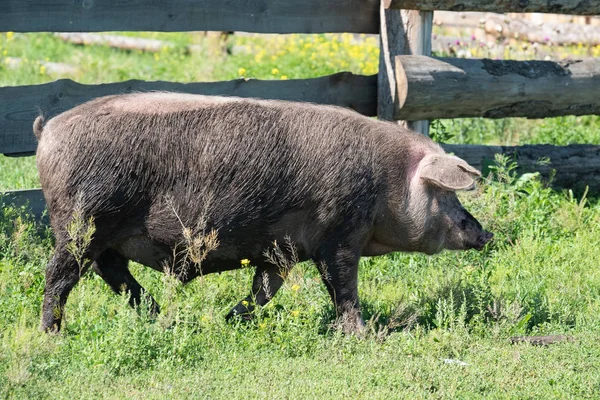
[3,55,600,155]
[0,0,379,34]
[0,74,377,156]
[390,0,600,15]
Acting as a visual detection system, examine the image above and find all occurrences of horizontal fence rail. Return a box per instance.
[0,73,377,156]
[395,56,600,120]
[0,0,379,34]
[390,0,599,15]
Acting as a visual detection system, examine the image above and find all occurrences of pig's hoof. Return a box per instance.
[334,313,366,337]
[225,300,255,322]
[40,322,61,334]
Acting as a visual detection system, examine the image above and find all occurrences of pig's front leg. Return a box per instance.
[226,262,288,320]
[313,245,365,336]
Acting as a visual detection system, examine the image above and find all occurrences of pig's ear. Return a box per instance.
[419,154,481,191]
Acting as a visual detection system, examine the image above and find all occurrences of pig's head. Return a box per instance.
[371,152,493,256]
[408,153,493,254]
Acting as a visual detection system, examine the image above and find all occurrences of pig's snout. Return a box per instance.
[474,230,493,250]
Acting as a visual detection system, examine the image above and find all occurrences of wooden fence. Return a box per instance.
[1,0,600,218]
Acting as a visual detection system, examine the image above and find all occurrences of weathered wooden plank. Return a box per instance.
[395,56,600,120]
[0,189,47,221]
[378,2,432,135]
[389,0,599,15]
[0,0,379,34]
[442,143,600,193]
[378,4,404,122]
[0,73,377,156]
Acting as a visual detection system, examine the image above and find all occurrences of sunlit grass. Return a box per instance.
[2,28,600,398]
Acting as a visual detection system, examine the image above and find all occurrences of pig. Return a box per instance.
[34,92,492,334]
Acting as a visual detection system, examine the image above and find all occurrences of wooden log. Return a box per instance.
[0,73,377,156]
[510,335,575,346]
[378,0,432,135]
[433,11,490,29]
[389,0,599,15]
[483,14,600,46]
[442,143,600,192]
[55,33,174,53]
[432,11,600,46]
[0,0,379,34]
[394,56,600,120]
[4,57,79,76]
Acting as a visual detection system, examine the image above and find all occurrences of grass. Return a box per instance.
[2,30,600,398]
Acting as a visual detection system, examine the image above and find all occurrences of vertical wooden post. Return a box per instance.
[378,0,432,135]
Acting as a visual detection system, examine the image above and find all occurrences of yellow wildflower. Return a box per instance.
[238,67,247,76]
[154,53,160,61]
[6,32,14,40]
[271,68,279,75]
[254,50,265,63]
[240,258,250,266]
[291,310,300,318]
[241,300,249,306]
[291,284,300,292]
[39,65,46,75]
[280,75,288,80]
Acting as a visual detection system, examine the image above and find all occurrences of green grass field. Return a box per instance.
[1,32,600,399]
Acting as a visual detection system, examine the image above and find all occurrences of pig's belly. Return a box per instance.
[113,235,172,271]
[111,235,260,275]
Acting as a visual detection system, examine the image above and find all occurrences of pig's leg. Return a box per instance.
[41,243,88,333]
[313,247,365,335]
[226,263,287,320]
[92,249,160,314]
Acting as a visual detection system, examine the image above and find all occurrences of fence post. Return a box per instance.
[378,0,432,135]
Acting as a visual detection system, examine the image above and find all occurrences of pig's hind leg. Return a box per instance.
[41,242,93,333]
[226,262,287,320]
[92,249,160,315]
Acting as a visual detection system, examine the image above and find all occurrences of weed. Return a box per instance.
[65,205,95,276]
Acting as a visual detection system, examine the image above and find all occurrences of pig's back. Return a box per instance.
[37,93,387,247]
